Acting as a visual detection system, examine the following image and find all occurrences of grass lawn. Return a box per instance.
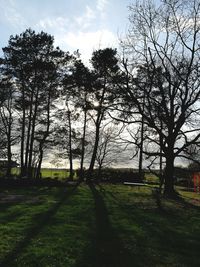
[0,184,200,267]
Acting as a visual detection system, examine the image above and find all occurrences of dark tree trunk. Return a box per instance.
[28,89,39,178]
[35,90,51,179]
[139,93,146,180]
[3,97,13,178]
[35,150,43,179]
[97,162,103,182]
[68,110,74,180]
[25,91,33,173]
[139,113,144,180]
[88,84,106,178]
[20,94,26,177]
[80,109,87,181]
[88,121,100,177]
[163,155,176,197]
[88,107,105,178]
[6,136,12,178]
[27,113,36,178]
[159,121,164,191]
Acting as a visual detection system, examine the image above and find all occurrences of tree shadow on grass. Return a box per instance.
[76,183,134,267]
[0,184,78,267]
[98,185,200,267]
[173,193,200,211]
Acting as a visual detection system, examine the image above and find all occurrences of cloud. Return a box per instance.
[75,5,96,30]
[96,0,109,18]
[56,29,118,64]
[0,0,26,29]
[0,0,116,64]
[37,17,69,32]
[37,5,95,33]
[36,2,116,64]
[97,0,108,12]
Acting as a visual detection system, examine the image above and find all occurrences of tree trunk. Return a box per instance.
[80,109,87,181]
[27,113,36,178]
[28,89,39,178]
[159,121,164,191]
[163,156,176,197]
[88,85,106,179]
[97,163,103,182]
[20,95,26,177]
[138,93,145,180]
[35,90,51,179]
[35,149,43,179]
[139,113,144,180]
[68,110,74,180]
[19,76,27,178]
[25,91,33,173]
[1,97,13,178]
[88,121,100,177]
[6,135,12,178]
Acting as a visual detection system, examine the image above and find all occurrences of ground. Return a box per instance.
[0,184,200,267]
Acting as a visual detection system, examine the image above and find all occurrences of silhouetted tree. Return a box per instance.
[88,48,121,177]
[2,29,67,178]
[96,123,124,178]
[70,59,94,180]
[0,73,9,159]
[121,0,200,196]
[0,72,17,177]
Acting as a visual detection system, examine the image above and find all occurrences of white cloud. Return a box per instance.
[36,3,117,64]
[0,0,117,64]
[37,17,69,32]
[97,0,108,12]
[96,0,109,18]
[0,0,26,29]
[75,5,96,29]
[37,5,95,33]
[56,29,118,64]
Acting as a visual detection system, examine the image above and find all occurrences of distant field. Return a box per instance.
[144,173,159,183]
[4,168,187,185]
[41,168,70,179]
[10,168,158,181]
[11,168,75,180]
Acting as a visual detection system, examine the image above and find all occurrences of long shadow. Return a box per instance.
[173,194,200,211]
[82,183,133,267]
[98,185,200,267]
[0,184,78,267]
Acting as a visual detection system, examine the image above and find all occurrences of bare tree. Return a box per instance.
[121,0,200,196]
[96,123,124,178]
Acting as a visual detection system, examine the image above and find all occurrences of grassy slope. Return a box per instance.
[0,185,200,267]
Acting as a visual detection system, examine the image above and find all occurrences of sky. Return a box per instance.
[0,0,131,63]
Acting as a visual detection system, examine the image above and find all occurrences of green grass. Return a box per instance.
[0,184,200,266]
[144,173,159,183]
[40,168,70,179]
[11,168,76,180]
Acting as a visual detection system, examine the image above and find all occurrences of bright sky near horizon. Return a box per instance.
[0,0,131,63]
